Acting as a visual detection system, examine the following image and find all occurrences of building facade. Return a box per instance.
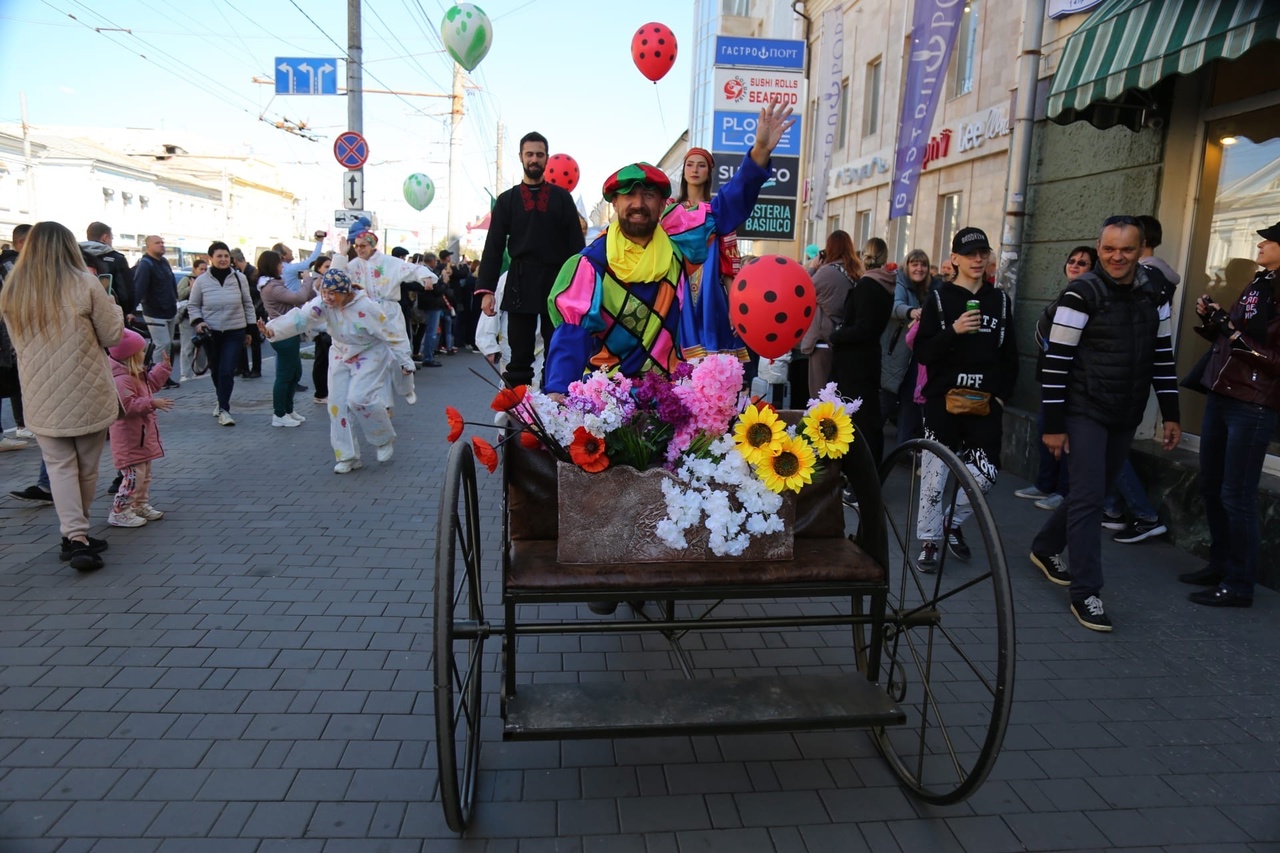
[800,0,1017,271]
[0,127,307,267]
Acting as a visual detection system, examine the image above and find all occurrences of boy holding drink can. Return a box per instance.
[911,227,1019,572]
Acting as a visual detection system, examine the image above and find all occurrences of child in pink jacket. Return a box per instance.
[107,329,174,527]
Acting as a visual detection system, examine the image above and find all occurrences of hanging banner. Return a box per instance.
[889,0,965,220]
[811,5,844,220]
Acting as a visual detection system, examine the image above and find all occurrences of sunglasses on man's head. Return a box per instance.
[1103,215,1139,227]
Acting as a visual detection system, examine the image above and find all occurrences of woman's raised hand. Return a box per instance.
[749,100,797,166]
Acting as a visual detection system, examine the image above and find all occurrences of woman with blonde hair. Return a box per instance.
[0,221,123,571]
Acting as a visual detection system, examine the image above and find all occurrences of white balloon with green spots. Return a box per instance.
[403,173,435,211]
[440,4,493,72]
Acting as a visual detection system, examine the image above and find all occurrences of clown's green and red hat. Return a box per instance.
[602,163,670,201]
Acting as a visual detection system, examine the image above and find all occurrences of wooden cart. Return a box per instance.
[434,431,1015,831]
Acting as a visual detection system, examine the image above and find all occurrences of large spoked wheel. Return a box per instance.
[434,441,486,831]
[861,437,1015,804]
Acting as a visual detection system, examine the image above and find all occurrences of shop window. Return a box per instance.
[938,192,963,261]
[889,215,913,264]
[855,210,873,249]
[950,1,979,99]
[1179,112,1280,455]
[837,79,850,150]
[864,58,882,138]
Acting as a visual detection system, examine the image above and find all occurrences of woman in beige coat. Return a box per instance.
[0,221,123,571]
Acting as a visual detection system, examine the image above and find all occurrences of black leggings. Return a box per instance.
[312,333,331,398]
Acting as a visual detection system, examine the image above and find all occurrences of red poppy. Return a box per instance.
[749,395,777,414]
[519,430,542,451]
[490,385,528,412]
[568,426,609,473]
[445,406,464,443]
[471,437,499,473]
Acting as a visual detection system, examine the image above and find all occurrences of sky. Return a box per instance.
[0,0,696,246]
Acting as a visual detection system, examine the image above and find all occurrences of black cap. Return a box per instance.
[951,227,991,255]
[390,246,409,258]
[1257,221,1280,242]
[439,250,453,259]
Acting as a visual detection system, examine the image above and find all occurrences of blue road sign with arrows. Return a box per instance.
[275,57,339,95]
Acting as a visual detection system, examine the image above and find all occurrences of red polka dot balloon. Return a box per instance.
[729,255,816,360]
[631,22,678,83]
[545,153,580,192]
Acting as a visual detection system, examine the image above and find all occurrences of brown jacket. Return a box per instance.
[7,272,124,437]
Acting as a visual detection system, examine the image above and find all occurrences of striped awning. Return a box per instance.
[1047,0,1280,128]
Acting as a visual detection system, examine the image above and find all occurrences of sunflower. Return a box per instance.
[471,436,499,473]
[733,404,786,465]
[568,426,609,473]
[801,401,855,459]
[490,385,528,412]
[757,434,817,494]
[445,406,465,443]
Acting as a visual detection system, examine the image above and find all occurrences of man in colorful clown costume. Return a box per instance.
[544,164,684,394]
[334,217,436,403]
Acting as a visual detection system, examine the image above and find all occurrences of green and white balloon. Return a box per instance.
[440,3,493,72]
[403,173,435,211]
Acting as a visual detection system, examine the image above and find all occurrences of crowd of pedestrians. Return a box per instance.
[1,142,1277,627]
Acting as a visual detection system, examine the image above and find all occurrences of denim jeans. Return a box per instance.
[1103,458,1157,521]
[417,308,443,363]
[1034,404,1069,495]
[1032,415,1134,599]
[1199,391,1278,597]
[207,329,246,413]
[439,312,454,350]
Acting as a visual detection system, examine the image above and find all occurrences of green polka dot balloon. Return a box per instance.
[440,4,493,72]
[403,173,435,211]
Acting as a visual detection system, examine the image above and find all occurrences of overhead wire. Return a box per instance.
[284,0,430,118]
[41,0,291,126]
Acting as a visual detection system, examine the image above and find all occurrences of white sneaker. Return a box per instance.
[314,396,327,404]
[217,410,236,426]
[284,412,306,423]
[0,436,29,451]
[376,442,394,463]
[271,415,301,428]
[405,391,417,405]
[334,459,363,474]
[13,427,34,439]
[213,403,222,416]
[108,509,147,527]
[134,504,164,521]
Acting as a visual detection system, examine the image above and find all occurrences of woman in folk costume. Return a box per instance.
[660,100,795,361]
[260,269,416,474]
[332,217,436,403]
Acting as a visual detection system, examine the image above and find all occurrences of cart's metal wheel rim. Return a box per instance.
[860,437,1015,805]
[434,441,486,832]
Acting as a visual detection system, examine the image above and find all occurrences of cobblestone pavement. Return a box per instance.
[1,349,1277,852]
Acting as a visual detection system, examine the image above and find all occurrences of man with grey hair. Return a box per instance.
[1030,215,1181,632]
[132,235,180,388]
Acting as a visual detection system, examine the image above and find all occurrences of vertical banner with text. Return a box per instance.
[811,5,844,220]
[889,0,965,220]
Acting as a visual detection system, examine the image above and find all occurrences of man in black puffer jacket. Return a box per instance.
[1030,216,1182,633]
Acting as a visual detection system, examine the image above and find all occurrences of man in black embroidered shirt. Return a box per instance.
[476,131,585,388]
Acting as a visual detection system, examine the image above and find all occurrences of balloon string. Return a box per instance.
[653,83,667,137]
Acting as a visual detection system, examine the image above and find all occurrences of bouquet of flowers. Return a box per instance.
[445,354,859,557]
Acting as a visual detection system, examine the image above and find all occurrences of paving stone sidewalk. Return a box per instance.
[1,351,1277,852]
